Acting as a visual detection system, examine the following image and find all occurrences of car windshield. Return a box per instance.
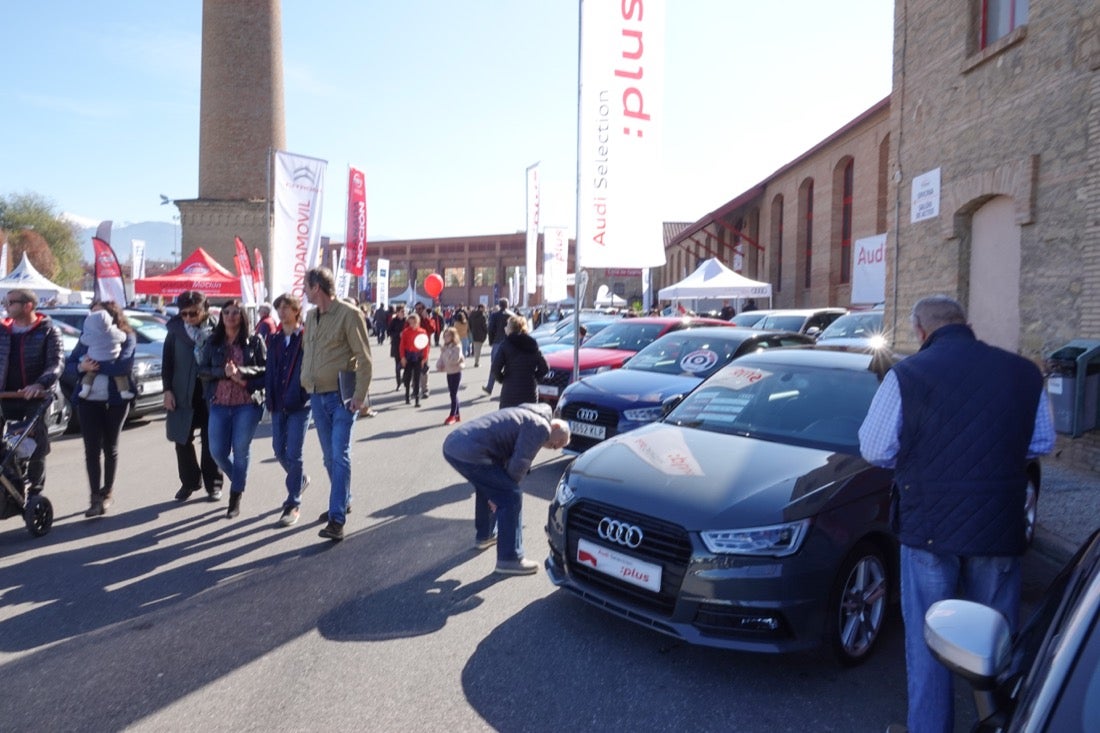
[730,311,768,327]
[819,312,884,340]
[624,334,750,377]
[581,321,667,351]
[665,361,881,452]
[126,315,169,343]
[756,314,808,332]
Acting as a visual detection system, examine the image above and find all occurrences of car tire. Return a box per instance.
[826,540,889,666]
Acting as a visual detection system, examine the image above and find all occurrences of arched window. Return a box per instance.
[797,178,814,290]
[834,158,855,284]
[770,194,784,292]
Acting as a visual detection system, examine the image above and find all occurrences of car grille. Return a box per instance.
[558,401,618,451]
[564,499,692,616]
[540,369,572,393]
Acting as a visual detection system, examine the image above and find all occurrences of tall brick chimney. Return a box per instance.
[175,0,286,294]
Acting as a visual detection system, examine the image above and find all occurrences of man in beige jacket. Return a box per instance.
[302,267,373,541]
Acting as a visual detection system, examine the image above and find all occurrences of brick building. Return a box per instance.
[653,99,891,310]
[888,0,1100,468]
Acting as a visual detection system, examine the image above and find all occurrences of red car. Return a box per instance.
[536,316,733,405]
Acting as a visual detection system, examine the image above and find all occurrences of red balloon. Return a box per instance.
[424,273,444,298]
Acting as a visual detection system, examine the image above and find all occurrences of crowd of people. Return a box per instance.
[8,280,567,572]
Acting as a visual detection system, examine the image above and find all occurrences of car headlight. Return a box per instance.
[700,519,810,557]
[554,475,575,505]
[132,361,152,377]
[622,405,664,422]
[578,366,611,377]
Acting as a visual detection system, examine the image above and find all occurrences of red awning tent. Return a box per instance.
[133,247,241,299]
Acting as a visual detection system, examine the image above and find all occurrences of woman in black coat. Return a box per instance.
[489,315,548,409]
[387,304,408,389]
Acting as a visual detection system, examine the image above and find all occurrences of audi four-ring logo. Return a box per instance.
[576,408,599,422]
[598,518,644,548]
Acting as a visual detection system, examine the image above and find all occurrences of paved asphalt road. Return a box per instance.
[0,359,1062,732]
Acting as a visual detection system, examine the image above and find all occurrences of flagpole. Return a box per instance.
[572,0,584,383]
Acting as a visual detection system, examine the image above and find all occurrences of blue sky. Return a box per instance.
[4,1,894,242]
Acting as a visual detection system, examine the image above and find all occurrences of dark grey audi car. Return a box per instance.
[545,347,900,664]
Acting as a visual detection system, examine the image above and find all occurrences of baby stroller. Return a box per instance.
[0,392,54,537]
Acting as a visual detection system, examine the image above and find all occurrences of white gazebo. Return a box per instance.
[658,258,772,312]
[388,282,431,307]
[0,253,72,303]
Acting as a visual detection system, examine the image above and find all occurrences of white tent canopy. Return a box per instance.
[387,282,431,307]
[593,284,627,307]
[0,253,72,302]
[658,258,772,301]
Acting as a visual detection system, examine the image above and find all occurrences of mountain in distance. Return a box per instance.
[67,217,181,264]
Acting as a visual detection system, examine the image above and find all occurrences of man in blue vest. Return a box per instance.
[859,295,1055,733]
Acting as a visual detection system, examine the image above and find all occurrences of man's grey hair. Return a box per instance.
[911,295,967,333]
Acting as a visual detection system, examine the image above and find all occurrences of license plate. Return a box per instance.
[538,384,559,398]
[576,537,662,592]
[136,381,163,396]
[569,420,605,440]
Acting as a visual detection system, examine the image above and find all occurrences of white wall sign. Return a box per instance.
[851,233,887,305]
[911,168,941,223]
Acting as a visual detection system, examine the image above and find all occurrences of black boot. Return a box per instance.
[226,491,242,519]
[84,490,108,518]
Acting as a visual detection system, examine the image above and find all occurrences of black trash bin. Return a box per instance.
[1046,342,1100,435]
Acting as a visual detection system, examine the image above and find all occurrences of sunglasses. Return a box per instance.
[222,309,242,316]
[5,300,27,306]
[179,309,202,318]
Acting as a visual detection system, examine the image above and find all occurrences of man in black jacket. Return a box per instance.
[481,298,513,395]
[0,289,64,493]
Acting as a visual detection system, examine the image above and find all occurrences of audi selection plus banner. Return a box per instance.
[345,166,367,277]
[272,150,327,300]
[130,240,146,281]
[542,226,569,303]
[577,0,666,270]
[526,162,540,296]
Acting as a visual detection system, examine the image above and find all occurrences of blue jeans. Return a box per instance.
[271,406,311,508]
[484,342,502,390]
[207,402,264,495]
[900,545,1021,733]
[442,454,522,562]
[310,391,357,524]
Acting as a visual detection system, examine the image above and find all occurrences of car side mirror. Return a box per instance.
[805,326,822,339]
[661,394,684,416]
[925,599,1012,722]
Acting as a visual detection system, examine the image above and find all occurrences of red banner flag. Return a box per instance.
[253,248,267,302]
[92,234,127,305]
[233,236,257,306]
[345,167,367,276]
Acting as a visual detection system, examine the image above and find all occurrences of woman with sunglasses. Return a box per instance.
[163,291,224,502]
[196,299,267,519]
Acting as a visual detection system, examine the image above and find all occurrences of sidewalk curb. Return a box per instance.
[1032,524,1077,565]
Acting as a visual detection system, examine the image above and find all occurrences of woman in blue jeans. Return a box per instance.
[197,299,266,519]
[264,293,311,526]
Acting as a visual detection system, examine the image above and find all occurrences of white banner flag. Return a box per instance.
[577,0,666,269]
[130,239,146,280]
[376,258,390,307]
[851,233,887,305]
[526,163,540,295]
[272,150,327,300]
[542,226,569,303]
